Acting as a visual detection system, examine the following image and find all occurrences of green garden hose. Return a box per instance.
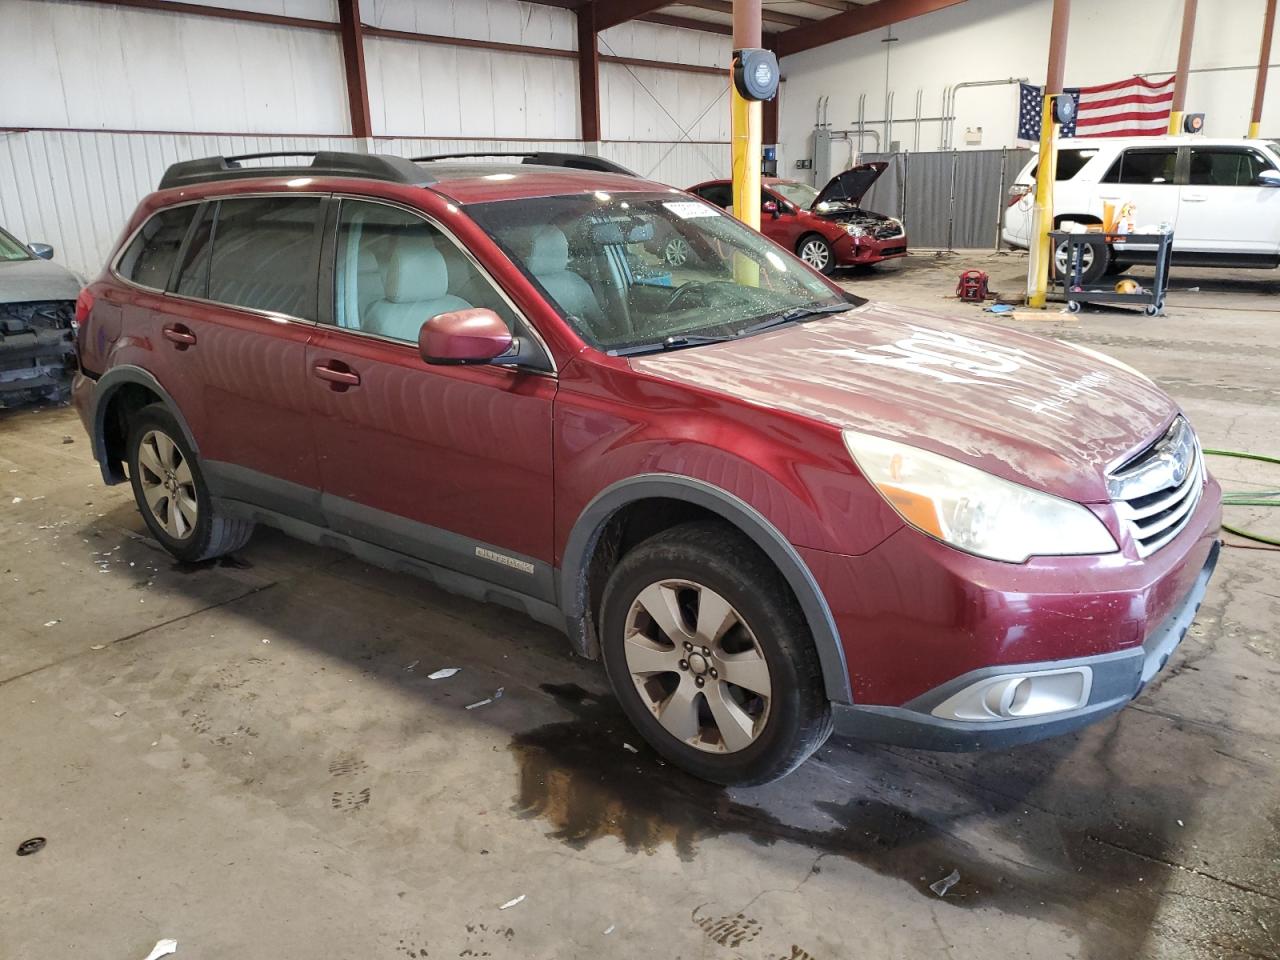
[1202,448,1280,548]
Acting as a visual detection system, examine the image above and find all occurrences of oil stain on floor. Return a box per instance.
[511,683,1280,960]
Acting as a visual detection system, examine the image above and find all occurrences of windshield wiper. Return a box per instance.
[737,301,852,337]
[608,333,736,357]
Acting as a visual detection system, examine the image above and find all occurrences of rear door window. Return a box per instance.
[117,206,197,290]
[206,196,324,319]
[1101,148,1178,185]
[1188,148,1275,186]
[173,203,216,298]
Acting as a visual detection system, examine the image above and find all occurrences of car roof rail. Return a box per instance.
[411,151,639,177]
[157,151,437,190]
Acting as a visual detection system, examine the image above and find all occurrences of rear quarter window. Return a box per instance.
[1027,148,1100,182]
[117,206,197,289]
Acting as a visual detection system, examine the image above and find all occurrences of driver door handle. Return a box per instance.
[312,361,360,387]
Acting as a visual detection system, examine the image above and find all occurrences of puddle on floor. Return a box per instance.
[511,682,1277,960]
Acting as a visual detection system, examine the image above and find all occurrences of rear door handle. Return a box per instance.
[1182,194,1208,202]
[312,361,360,388]
[162,324,196,346]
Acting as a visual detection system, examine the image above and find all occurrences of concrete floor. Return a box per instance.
[2,253,1278,960]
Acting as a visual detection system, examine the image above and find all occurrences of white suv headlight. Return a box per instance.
[843,429,1118,563]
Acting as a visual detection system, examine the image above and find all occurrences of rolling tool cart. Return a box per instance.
[1051,230,1173,317]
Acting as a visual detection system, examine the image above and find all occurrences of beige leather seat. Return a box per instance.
[364,233,471,341]
[526,226,605,326]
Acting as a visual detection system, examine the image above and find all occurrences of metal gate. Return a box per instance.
[854,148,1033,251]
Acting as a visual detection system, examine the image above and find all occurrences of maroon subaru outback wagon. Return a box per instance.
[72,151,1221,785]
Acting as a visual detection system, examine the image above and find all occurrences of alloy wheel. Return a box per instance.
[137,429,198,540]
[622,579,772,754]
[1054,240,1094,280]
[800,238,830,271]
[664,237,691,267]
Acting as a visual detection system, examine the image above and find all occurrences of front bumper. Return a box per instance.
[835,232,909,265]
[832,537,1220,751]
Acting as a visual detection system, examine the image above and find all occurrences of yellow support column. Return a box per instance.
[1028,96,1059,309]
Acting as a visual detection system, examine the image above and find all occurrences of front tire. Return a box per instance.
[127,404,254,562]
[600,522,832,785]
[797,234,835,275]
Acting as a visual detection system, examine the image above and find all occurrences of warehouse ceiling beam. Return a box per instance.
[773,0,967,56]
[337,0,373,139]
[1168,0,1199,133]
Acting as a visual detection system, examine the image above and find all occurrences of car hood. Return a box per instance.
[811,162,888,210]
[0,257,82,303]
[629,302,1179,503]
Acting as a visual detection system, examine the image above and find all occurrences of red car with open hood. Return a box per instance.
[687,163,908,273]
[72,151,1218,785]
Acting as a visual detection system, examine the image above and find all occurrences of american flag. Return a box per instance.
[1017,75,1175,142]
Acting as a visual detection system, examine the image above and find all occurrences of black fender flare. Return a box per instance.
[86,365,199,484]
[559,474,853,705]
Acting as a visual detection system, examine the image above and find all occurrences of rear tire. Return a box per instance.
[1051,234,1110,286]
[599,521,832,785]
[126,404,254,563]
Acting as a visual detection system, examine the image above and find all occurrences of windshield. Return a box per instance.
[771,181,818,209]
[467,191,853,352]
[0,228,31,262]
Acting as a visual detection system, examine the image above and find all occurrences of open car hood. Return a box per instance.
[812,162,888,210]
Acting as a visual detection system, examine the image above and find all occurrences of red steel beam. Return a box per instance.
[578,5,602,141]
[595,0,673,31]
[1252,0,1279,133]
[337,0,372,138]
[75,0,336,30]
[774,0,967,57]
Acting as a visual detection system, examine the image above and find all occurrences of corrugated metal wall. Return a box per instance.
[856,148,1033,250]
[0,130,729,277]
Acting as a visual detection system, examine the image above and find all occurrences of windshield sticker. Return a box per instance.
[663,201,720,220]
[822,326,1111,420]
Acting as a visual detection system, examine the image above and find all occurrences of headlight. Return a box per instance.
[843,429,1118,563]
[842,223,866,237]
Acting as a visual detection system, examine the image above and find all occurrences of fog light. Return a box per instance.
[932,667,1092,723]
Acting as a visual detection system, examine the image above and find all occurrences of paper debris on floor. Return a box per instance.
[499,895,525,910]
[142,939,178,960]
[428,667,459,680]
[465,698,493,710]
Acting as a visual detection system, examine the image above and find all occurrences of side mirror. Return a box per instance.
[29,243,54,260]
[1255,170,1280,187]
[419,308,513,365]
[762,200,780,219]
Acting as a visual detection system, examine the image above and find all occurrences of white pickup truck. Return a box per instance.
[1003,136,1280,283]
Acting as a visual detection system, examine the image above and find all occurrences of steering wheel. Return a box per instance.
[664,280,734,313]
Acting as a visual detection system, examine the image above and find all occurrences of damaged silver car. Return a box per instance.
[0,225,81,407]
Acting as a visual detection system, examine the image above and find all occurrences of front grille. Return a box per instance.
[873,224,904,240]
[1108,417,1205,558]
[879,245,908,256]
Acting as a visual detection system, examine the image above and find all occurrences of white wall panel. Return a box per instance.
[366,37,578,138]
[0,0,350,134]
[365,0,576,49]
[600,63,729,143]
[599,20,729,68]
